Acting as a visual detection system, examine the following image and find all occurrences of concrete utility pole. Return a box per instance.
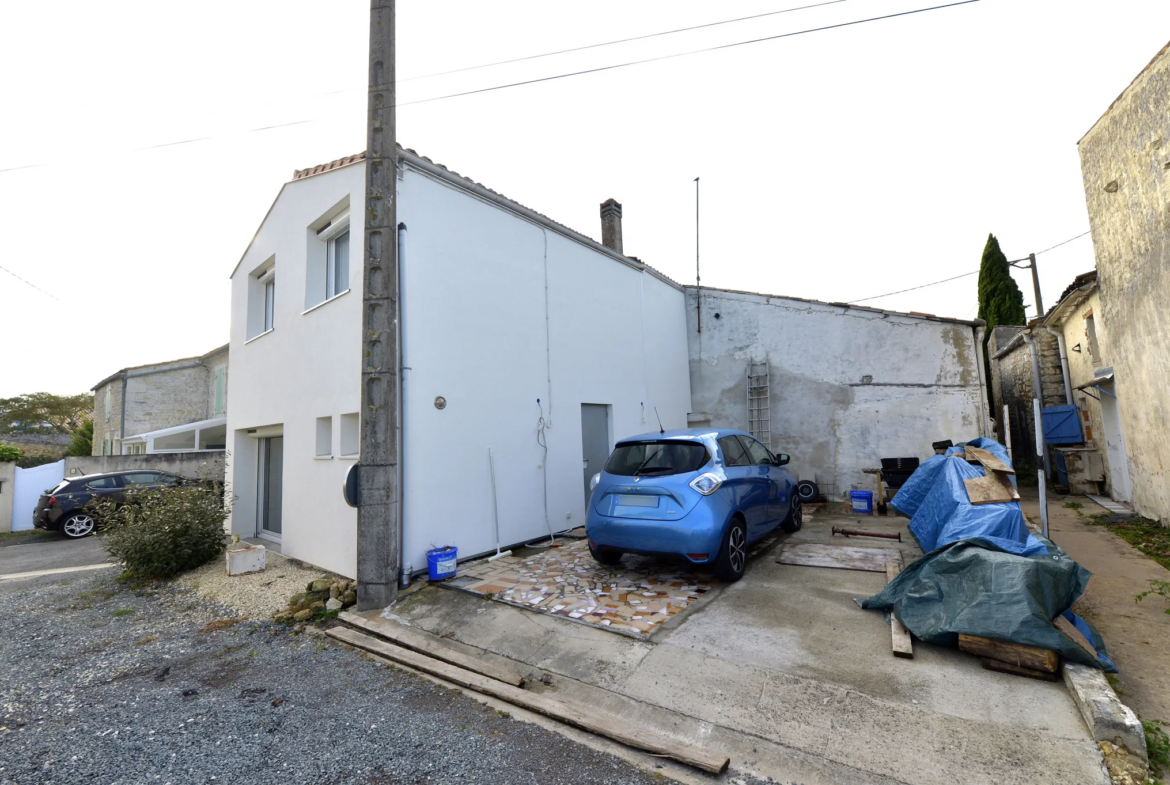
[357,0,398,611]
[1010,253,1044,317]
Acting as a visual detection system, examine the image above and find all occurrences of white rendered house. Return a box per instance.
[226,150,692,578]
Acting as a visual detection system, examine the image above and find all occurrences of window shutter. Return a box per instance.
[104,387,111,421]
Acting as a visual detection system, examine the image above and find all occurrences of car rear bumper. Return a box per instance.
[585,504,727,563]
[33,505,61,532]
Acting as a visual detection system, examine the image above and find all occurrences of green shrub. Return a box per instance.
[0,445,22,463]
[1137,580,1170,615]
[1146,720,1169,780]
[95,483,230,579]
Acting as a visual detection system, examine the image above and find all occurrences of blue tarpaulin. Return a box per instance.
[866,437,1115,670]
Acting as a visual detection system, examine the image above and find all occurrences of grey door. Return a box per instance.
[581,404,611,506]
[259,436,284,536]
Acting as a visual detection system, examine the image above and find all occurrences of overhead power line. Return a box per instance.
[846,229,1092,305]
[399,0,853,83]
[397,0,982,108]
[0,264,64,303]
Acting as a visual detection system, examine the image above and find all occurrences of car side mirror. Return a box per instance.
[775,454,790,466]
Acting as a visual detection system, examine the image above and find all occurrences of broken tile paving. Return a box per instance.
[450,506,817,638]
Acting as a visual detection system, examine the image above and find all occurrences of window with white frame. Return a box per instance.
[340,412,359,457]
[306,207,351,310]
[316,416,333,457]
[247,257,277,340]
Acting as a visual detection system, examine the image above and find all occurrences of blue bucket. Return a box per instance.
[426,546,458,581]
[850,490,874,515]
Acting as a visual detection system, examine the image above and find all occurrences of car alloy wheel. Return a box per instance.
[62,513,96,539]
[728,525,746,574]
[781,494,803,533]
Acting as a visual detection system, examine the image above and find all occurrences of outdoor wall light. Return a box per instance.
[434,396,447,410]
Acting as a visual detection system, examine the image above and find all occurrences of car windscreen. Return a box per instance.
[604,441,711,477]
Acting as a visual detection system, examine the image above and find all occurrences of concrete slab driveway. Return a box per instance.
[0,533,110,580]
[367,510,1110,784]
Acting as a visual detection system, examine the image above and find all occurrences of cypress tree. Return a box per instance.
[977,234,1026,409]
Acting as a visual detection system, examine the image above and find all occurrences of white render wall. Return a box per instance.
[227,158,691,579]
[398,166,691,574]
[226,163,365,578]
[687,288,988,500]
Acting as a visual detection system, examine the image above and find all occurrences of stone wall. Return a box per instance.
[92,380,124,456]
[687,287,988,500]
[988,327,1065,463]
[1079,44,1170,521]
[65,452,225,482]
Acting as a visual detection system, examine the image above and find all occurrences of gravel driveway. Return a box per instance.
[0,570,719,785]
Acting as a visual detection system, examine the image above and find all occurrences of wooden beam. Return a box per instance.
[957,634,1059,673]
[884,560,913,659]
[778,543,901,573]
[1054,615,1098,660]
[965,446,1015,474]
[340,611,525,687]
[980,658,1059,682]
[327,626,730,774]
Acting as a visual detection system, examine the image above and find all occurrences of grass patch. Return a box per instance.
[1063,501,1083,514]
[0,530,44,540]
[112,609,135,617]
[1146,721,1169,782]
[1087,516,1170,572]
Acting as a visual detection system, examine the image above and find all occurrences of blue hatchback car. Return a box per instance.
[585,429,801,582]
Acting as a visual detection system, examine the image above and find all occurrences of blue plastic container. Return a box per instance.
[427,546,458,581]
[850,490,874,515]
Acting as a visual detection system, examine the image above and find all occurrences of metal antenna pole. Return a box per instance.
[695,176,701,333]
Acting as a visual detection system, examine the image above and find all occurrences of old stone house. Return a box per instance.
[90,344,229,456]
[988,323,1065,462]
[1078,39,1170,521]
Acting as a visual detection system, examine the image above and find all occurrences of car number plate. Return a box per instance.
[617,494,659,507]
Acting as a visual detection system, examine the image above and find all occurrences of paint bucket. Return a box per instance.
[426,546,458,581]
[849,490,874,515]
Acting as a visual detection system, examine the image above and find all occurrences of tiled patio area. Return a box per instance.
[449,506,816,638]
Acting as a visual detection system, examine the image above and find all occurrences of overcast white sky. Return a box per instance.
[2,0,1168,398]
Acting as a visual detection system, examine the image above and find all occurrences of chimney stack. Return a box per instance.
[600,199,623,254]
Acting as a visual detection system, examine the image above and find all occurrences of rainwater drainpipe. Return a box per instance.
[1045,324,1075,406]
[1021,332,1052,478]
[397,222,409,588]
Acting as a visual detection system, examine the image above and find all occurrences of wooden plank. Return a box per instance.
[327,626,730,774]
[884,560,913,659]
[777,543,901,573]
[339,611,526,687]
[980,658,1059,682]
[965,446,1015,474]
[963,472,1020,505]
[1054,615,1099,660]
[957,634,1060,673]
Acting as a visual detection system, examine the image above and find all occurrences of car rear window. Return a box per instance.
[604,441,710,477]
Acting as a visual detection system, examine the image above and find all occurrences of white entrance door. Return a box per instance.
[257,436,284,538]
[12,460,65,531]
[1098,381,1132,503]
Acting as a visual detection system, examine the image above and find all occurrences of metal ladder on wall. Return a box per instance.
[747,362,771,447]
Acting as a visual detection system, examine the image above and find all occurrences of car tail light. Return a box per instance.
[687,554,709,560]
[689,473,722,496]
[48,496,56,507]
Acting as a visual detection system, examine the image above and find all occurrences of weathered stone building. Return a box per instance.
[988,323,1065,463]
[90,344,229,456]
[687,287,991,500]
[1079,40,1170,521]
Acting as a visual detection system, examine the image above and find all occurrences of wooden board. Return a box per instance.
[963,472,1021,505]
[980,658,1059,681]
[957,634,1060,673]
[777,543,902,573]
[964,446,1015,474]
[340,611,525,687]
[1054,615,1099,660]
[885,560,913,659]
[327,626,730,774]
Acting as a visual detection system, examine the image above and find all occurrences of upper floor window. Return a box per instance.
[213,368,226,415]
[247,257,277,340]
[306,205,351,310]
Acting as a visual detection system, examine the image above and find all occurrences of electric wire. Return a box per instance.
[845,229,1092,305]
[0,264,64,303]
[398,0,853,83]
[396,0,982,108]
